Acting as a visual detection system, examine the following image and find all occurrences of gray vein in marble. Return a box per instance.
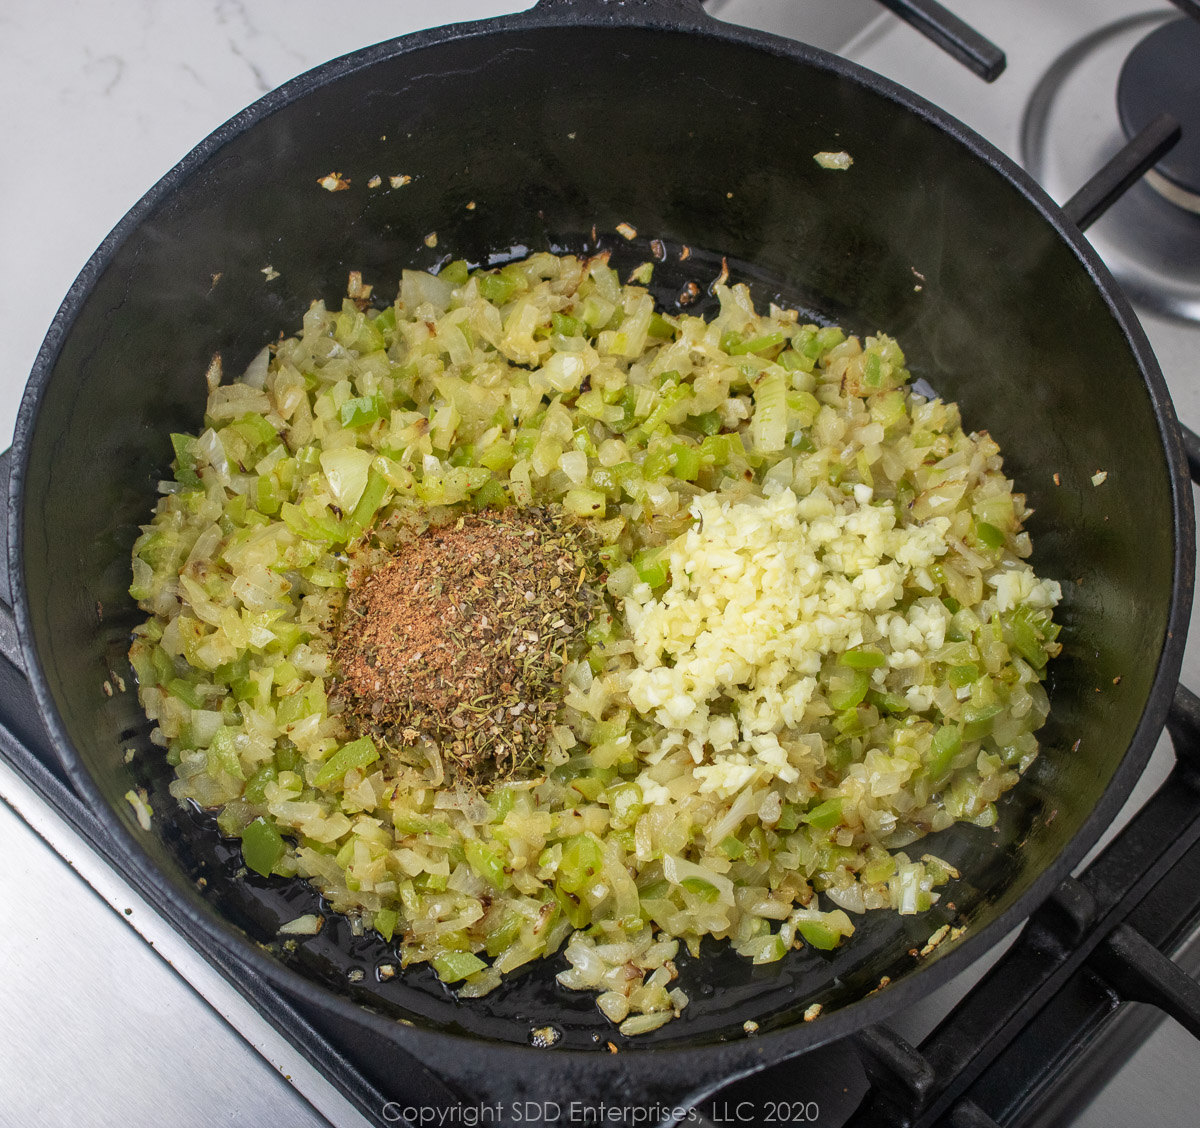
[83,49,126,96]
[216,0,254,33]
[228,37,272,94]
[181,61,209,89]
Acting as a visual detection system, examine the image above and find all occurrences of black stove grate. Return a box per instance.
[842,684,1200,1127]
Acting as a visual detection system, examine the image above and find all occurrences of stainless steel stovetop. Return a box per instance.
[3,2,1199,1126]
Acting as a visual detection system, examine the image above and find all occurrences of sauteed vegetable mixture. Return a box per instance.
[129,252,1061,1034]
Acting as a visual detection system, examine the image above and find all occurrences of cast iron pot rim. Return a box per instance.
[9,0,1195,1085]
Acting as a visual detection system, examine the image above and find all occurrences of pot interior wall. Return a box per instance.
[16,21,1182,1048]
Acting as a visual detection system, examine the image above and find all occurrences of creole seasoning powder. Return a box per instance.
[334,508,601,785]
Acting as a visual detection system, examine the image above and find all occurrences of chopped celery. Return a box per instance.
[477,272,519,304]
[339,393,386,428]
[833,708,866,738]
[552,312,583,338]
[815,326,845,352]
[648,313,676,338]
[210,726,246,780]
[255,473,281,515]
[571,776,606,802]
[828,670,870,710]
[719,835,745,859]
[439,259,470,286]
[613,461,647,501]
[581,294,616,330]
[802,798,845,829]
[563,488,606,517]
[871,389,908,429]
[373,305,398,334]
[167,678,205,709]
[640,381,691,435]
[586,612,619,648]
[975,520,1005,550]
[373,907,399,942]
[776,803,801,832]
[841,646,887,669]
[642,445,672,482]
[669,441,701,481]
[607,388,639,434]
[348,467,389,531]
[867,689,909,715]
[393,812,446,836]
[948,663,980,689]
[607,782,643,828]
[313,736,378,788]
[632,545,670,589]
[472,477,509,510]
[281,503,347,546]
[720,330,744,354]
[513,428,539,458]
[687,411,722,436]
[787,390,820,423]
[223,494,249,527]
[589,467,619,497]
[349,317,386,354]
[779,348,815,373]
[431,951,487,983]
[557,834,603,893]
[962,702,1003,741]
[681,876,721,902]
[796,919,843,950]
[555,886,591,929]
[863,855,897,884]
[480,912,521,958]
[1005,605,1052,669]
[699,432,742,466]
[751,372,788,453]
[489,785,517,821]
[243,764,278,806]
[730,330,786,356]
[465,840,509,889]
[477,439,514,472]
[241,818,284,877]
[230,412,278,449]
[928,725,962,778]
[171,433,201,486]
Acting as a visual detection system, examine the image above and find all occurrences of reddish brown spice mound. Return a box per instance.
[333,508,601,785]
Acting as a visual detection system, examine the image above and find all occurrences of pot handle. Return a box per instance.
[531,0,708,21]
[0,448,23,671]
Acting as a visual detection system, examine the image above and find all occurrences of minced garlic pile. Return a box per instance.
[626,487,950,795]
[625,486,1060,804]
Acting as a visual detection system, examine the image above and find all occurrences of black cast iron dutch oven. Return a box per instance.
[8,0,1195,1119]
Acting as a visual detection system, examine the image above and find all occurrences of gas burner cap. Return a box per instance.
[1118,18,1200,213]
